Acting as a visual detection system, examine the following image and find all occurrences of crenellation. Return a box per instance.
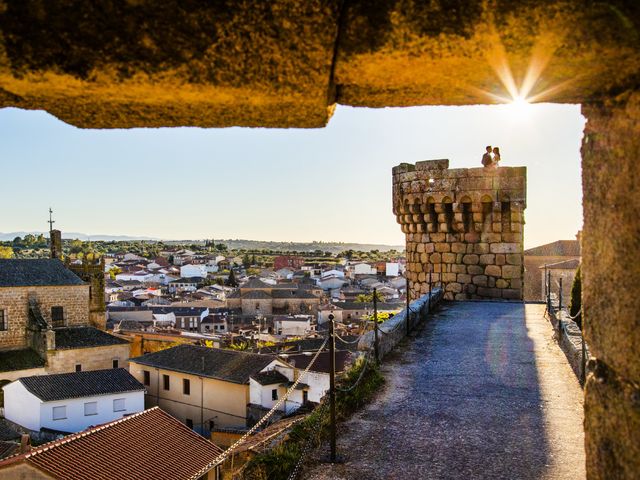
[393,159,526,300]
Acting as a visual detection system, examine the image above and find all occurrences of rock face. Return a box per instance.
[392,160,526,301]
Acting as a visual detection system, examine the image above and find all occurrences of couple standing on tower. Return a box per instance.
[481,146,501,168]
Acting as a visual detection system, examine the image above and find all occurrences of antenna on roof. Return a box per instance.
[48,207,55,232]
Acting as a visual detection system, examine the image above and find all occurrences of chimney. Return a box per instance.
[20,434,31,453]
[50,229,62,260]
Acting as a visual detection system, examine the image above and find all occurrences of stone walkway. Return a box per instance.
[304,302,585,480]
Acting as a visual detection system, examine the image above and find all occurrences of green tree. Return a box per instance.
[242,253,251,267]
[109,266,122,281]
[355,291,384,303]
[569,265,582,330]
[70,239,84,254]
[216,243,228,252]
[226,269,238,287]
[0,246,14,259]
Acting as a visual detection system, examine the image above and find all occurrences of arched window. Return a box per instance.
[481,195,493,232]
[460,197,473,232]
[443,197,454,232]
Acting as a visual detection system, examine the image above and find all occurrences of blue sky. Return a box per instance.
[0,103,585,249]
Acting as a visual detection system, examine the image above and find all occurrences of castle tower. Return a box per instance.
[393,159,526,301]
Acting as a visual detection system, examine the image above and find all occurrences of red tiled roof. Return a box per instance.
[0,407,223,480]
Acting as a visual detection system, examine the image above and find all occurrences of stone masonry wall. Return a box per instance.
[393,159,526,301]
[581,92,640,480]
[0,285,90,350]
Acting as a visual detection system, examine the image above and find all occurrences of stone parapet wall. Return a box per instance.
[392,159,526,301]
[359,288,443,360]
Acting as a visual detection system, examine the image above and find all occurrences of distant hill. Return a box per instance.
[0,232,403,253]
[0,232,158,242]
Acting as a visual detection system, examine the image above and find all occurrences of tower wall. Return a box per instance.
[392,159,526,301]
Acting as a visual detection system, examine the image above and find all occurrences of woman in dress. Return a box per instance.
[492,147,501,167]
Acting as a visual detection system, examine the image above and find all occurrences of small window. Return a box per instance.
[163,374,170,391]
[302,390,308,404]
[186,418,193,429]
[84,401,98,416]
[113,398,126,412]
[272,389,278,401]
[143,370,150,386]
[183,378,190,395]
[0,309,6,331]
[75,364,82,372]
[51,306,65,327]
[52,406,66,420]
[112,359,119,369]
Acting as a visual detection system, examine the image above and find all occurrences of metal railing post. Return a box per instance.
[559,277,563,311]
[406,277,411,335]
[328,314,337,463]
[373,289,380,364]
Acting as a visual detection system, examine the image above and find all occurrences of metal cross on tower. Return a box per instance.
[48,207,55,232]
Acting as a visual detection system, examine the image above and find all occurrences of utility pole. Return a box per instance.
[373,288,379,364]
[328,313,337,463]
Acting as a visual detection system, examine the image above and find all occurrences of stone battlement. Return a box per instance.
[393,159,526,301]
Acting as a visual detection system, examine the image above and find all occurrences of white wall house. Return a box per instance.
[3,369,145,434]
[385,262,400,277]
[181,264,208,279]
[352,263,377,276]
[321,269,344,279]
[115,272,154,283]
[273,316,314,336]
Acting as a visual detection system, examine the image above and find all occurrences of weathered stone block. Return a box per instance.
[502,265,521,279]
[435,243,451,252]
[481,233,501,243]
[457,274,471,284]
[473,243,490,254]
[445,282,462,293]
[462,254,479,265]
[472,275,488,286]
[479,254,495,265]
[451,242,466,253]
[496,279,509,289]
[477,287,501,298]
[506,254,522,265]
[442,253,456,264]
[467,265,483,275]
[442,273,457,283]
[495,254,506,266]
[451,264,466,274]
[490,243,520,254]
[485,265,501,277]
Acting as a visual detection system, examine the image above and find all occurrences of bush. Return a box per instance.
[569,265,582,330]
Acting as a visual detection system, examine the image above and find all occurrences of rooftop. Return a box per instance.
[0,348,45,372]
[54,327,130,350]
[524,240,581,257]
[131,344,275,384]
[17,368,144,402]
[0,259,84,287]
[251,370,289,386]
[0,407,223,479]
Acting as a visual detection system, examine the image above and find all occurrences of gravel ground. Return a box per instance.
[303,302,585,480]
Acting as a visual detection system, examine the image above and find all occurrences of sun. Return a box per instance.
[506,95,532,120]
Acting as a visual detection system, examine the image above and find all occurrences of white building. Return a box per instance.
[115,271,154,283]
[181,264,209,279]
[273,315,314,336]
[3,369,145,434]
[321,269,345,279]
[352,263,377,276]
[385,262,400,277]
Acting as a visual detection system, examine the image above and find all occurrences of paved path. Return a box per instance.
[305,302,585,480]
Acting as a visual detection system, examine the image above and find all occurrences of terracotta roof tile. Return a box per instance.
[0,407,223,480]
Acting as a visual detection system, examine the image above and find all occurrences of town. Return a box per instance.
[0,218,581,478]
